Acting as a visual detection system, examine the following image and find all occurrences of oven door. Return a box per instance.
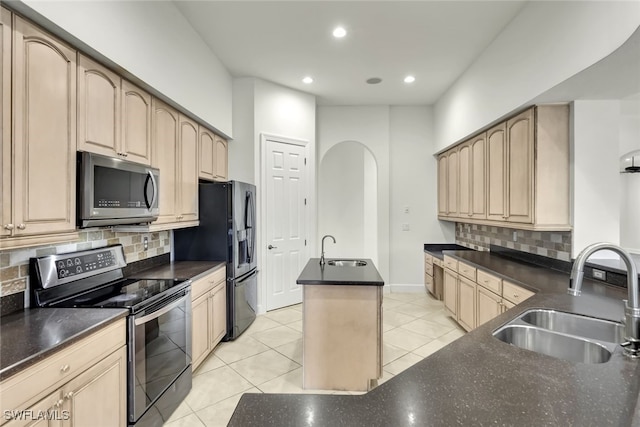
[128,288,191,424]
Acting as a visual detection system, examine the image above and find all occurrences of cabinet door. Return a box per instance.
[502,299,515,312]
[437,155,447,216]
[5,390,64,427]
[178,115,199,222]
[77,54,120,158]
[62,347,126,427]
[1,8,11,237]
[198,127,215,180]
[211,283,227,346]
[152,99,179,224]
[506,108,534,223]
[470,133,486,219]
[191,293,210,371]
[458,142,471,217]
[13,17,76,236]
[443,269,457,318]
[486,123,506,221]
[214,135,228,181]
[457,277,476,331]
[121,80,151,165]
[446,149,458,216]
[476,286,502,327]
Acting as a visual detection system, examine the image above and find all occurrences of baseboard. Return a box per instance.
[387,283,426,293]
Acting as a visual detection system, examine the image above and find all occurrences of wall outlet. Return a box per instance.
[401,223,410,231]
[512,231,517,241]
[403,206,410,214]
[592,269,606,281]
[143,237,149,251]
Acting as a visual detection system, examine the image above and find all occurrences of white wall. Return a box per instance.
[317,106,454,289]
[17,0,233,135]
[434,1,640,150]
[230,78,316,313]
[572,100,622,257]
[619,96,640,252]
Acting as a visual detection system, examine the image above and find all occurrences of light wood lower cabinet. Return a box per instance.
[424,253,434,295]
[457,276,476,331]
[443,268,458,318]
[476,285,503,327]
[0,319,126,427]
[191,266,227,371]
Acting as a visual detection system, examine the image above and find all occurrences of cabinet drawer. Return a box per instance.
[433,257,443,268]
[458,262,476,281]
[0,318,125,418]
[502,281,535,305]
[476,270,502,295]
[424,253,433,266]
[192,266,226,300]
[424,272,434,294]
[443,255,458,272]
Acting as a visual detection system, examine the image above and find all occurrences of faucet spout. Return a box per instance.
[320,235,336,266]
[569,242,640,357]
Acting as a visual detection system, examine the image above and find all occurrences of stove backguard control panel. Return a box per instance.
[33,244,127,289]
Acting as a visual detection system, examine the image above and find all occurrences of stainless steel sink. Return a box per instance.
[492,308,623,364]
[327,259,367,267]
[519,309,624,344]
[493,325,614,364]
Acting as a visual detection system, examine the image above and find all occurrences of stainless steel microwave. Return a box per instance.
[78,152,159,228]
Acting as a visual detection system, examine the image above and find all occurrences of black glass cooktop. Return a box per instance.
[51,278,187,311]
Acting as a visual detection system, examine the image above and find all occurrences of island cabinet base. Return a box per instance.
[302,284,382,392]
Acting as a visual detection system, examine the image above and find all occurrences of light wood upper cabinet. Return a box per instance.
[214,135,228,181]
[199,126,216,180]
[437,154,447,216]
[470,134,486,219]
[121,80,152,165]
[78,54,151,165]
[1,8,11,238]
[486,123,506,221]
[506,108,534,223]
[178,114,199,222]
[11,16,77,237]
[446,149,458,216]
[458,142,471,217]
[152,98,179,225]
[438,105,569,230]
[77,54,120,158]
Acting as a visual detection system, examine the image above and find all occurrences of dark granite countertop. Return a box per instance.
[230,251,640,426]
[131,260,225,282]
[423,243,473,259]
[296,258,384,286]
[0,308,128,381]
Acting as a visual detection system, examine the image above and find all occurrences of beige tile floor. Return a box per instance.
[164,291,465,427]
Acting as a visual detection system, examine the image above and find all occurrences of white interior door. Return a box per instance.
[265,139,308,311]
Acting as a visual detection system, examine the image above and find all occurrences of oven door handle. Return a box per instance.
[134,293,188,326]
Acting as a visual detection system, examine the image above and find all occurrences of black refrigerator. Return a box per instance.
[174,180,257,340]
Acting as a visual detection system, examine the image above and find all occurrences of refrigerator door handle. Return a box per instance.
[234,269,259,287]
[246,191,255,263]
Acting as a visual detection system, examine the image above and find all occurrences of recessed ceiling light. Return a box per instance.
[404,75,416,83]
[302,76,313,84]
[332,27,347,38]
[366,77,382,85]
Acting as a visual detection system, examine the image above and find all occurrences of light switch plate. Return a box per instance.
[401,223,410,231]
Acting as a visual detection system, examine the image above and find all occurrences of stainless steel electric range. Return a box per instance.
[30,244,192,427]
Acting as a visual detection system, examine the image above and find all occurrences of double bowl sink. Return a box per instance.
[493,309,625,364]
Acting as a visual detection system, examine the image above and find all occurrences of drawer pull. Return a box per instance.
[55,399,64,408]
[60,364,70,373]
[64,391,75,400]
[513,294,519,299]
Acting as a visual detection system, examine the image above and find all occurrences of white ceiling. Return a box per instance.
[174,1,527,105]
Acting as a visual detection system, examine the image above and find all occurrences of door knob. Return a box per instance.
[268,245,277,250]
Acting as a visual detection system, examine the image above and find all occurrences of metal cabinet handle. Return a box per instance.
[17,224,26,230]
[55,399,64,408]
[64,391,74,400]
[3,224,13,230]
[60,364,70,373]
[268,245,277,250]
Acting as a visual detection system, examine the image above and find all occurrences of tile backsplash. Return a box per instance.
[0,229,170,307]
[455,223,572,262]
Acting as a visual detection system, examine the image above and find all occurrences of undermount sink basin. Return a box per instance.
[493,309,623,364]
[520,309,624,344]
[327,259,367,267]
[493,325,613,364]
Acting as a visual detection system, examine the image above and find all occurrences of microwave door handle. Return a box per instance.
[144,171,158,209]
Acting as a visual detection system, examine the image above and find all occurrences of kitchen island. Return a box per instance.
[229,251,640,426]
[296,258,384,392]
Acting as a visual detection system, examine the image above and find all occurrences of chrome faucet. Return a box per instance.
[568,242,640,358]
[320,235,336,266]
